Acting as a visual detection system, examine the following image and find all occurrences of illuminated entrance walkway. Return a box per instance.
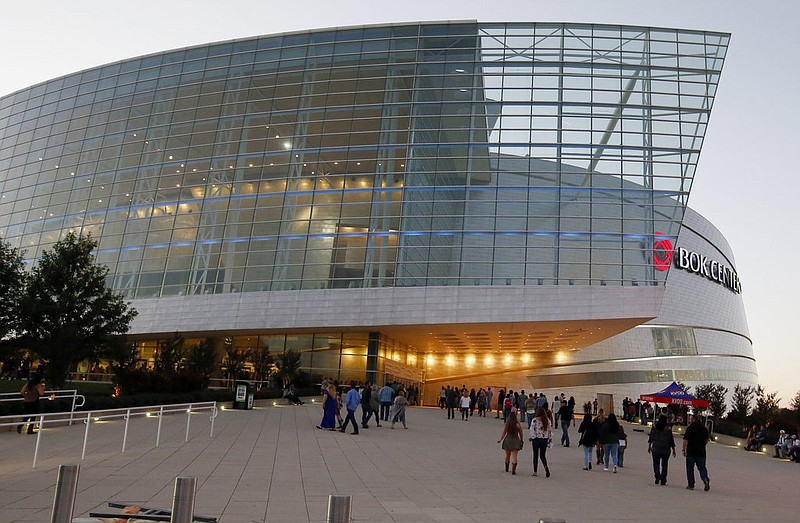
[0,400,795,522]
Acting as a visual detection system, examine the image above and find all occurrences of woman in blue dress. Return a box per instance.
[318,385,338,430]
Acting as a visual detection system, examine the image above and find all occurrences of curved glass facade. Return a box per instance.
[0,22,728,299]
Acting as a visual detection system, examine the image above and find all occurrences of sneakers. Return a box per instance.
[686,485,695,490]
[655,478,660,485]
[613,466,617,474]
[603,467,609,471]
[582,467,589,471]
[703,478,710,491]
[545,467,551,478]
[588,462,592,470]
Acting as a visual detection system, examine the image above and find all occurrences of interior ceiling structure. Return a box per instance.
[380,318,647,354]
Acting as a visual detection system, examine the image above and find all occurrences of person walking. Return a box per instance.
[361,381,373,429]
[577,412,598,470]
[370,384,382,427]
[648,415,676,485]
[529,406,553,477]
[503,389,514,422]
[594,409,606,465]
[469,388,477,417]
[556,400,575,447]
[477,388,487,417]
[390,390,408,429]
[446,385,458,420]
[599,413,621,473]
[339,381,360,435]
[486,387,494,414]
[496,389,505,419]
[518,389,527,425]
[617,424,627,467]
[683,414,711,491]
[17,375,44,434]
[460,389,471,421]
[498,411,524,475]
[317,385,338,430]
[380,382,395,420]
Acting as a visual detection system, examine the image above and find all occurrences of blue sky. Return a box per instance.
[2,1,796,405]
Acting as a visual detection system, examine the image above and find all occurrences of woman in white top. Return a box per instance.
[529,406,553,477]
[459,389,471,421]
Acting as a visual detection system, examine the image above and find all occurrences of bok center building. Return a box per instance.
[0,22,756,402]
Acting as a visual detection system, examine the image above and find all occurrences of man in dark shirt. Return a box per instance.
[446,385,458,420]
[360,381,373,428]
[682,414,711,491]
[556,400,575,446]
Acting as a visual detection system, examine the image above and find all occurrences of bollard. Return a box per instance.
[326,495,352,523]
[170,476,196,523]
[50,464,80,523]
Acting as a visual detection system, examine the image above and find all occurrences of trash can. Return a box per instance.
[233,381,254,410]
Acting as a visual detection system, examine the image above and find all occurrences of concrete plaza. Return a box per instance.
[0,400,795,522]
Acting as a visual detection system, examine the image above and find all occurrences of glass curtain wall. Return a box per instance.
[0,23,728,297]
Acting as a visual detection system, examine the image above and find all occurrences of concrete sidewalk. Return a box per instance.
[0,401,796,522]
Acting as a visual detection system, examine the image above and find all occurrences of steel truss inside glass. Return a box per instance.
[0,22,728,298]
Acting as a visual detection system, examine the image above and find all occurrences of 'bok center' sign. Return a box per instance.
[650,235,741,294]
[674,247,741,294]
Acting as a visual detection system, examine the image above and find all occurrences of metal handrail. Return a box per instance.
[0,401,218,468]
[0,389,86,425]
[0,389,86,406]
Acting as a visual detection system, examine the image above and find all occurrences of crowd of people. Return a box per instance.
[305,380,730,490]
[773,430,800,461]
[437,386,714,491]
[315,379,413,434]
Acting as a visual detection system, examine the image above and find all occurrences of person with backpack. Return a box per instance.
[503,390,514,422]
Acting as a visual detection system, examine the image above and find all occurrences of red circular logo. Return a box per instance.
[653,232,673,271]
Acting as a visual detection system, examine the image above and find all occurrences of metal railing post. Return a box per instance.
[50,464,80,523]
[326,495,352,523]
[122,408,131,453]
[156,406,164,447]
[69,392,76,426]
[170,477,196,523]
[32,414,44,468]
[209,405,216,438]
[81,412,91,461]
[185,405,192,443]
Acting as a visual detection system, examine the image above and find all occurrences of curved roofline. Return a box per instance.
[0,20,729,102]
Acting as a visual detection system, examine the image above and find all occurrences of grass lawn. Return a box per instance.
[0,379,114,396]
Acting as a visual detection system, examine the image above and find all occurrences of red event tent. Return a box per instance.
[639,382,709,409]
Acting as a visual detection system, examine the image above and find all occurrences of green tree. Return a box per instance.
[752,385,781,426]
[790,390,800,412]
[20,232,137,386]
[694,383,728,419]
[0,239,26,351]
[184,340,216,375]
[728,384,754,423]
[251,346,275,389]
[154,332,184,373]
[276,349,302,387]
[222,338,250,384]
